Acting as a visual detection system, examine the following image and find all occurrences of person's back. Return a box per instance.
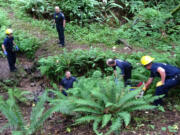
[3,36,14,52]
[151,63,180,78]
[115,59,132,70]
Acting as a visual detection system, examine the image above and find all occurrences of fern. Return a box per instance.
[75,115,98,125]
[106,118,122,135]
[101,114,112,128]
[74,107,102,114]
[0,90,60,135]
[117,89,141,107]
[28,91,47,134]
[93,118,102,135]
[50,71,157,135]
[118,112,131,126]
[73,99,104,111]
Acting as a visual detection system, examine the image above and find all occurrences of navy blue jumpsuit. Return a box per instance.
[3,37,16,72]
[60,77,77,96]
[113,59,132,86]
[150,63,180,105]
[54,12,65,46]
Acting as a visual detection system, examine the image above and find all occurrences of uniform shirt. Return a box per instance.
[60,77,77,90]
[3,37,14,52]
[113,59,132,75]
[150,63,180,78]
[54,12,65,26]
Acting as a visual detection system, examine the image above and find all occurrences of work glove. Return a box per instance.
[15,45,19,51]
[156,81,164,87]
[4,50,7,56]
[142,86,146,91]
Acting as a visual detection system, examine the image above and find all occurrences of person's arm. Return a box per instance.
[59,79,64,92]
[13,41,16,46]
[63,19,66,28]
[2,44,6,52]
[144,77,154,90]
[114,70,117,78]
[157,67,166,84]
[59,85,63,92]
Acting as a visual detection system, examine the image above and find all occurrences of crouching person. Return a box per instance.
[141,56,180,105]
[60,71,77,96]
[107,58,132,86]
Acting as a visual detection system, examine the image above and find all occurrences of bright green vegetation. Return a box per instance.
[10,0,180,48]
[0,0,180,135]
[38,48,180,96]
[0,73,159,135]
[0,89,61,135]
[0,9,40,58]
[48,71,159,135]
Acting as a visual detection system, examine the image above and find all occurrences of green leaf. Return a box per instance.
[74,107,102,114]
[75,115,97,125]
[101,114,112,128]
[106,118,122,135]
[93,118,102,135]
[73,99,103,110]
[118,112,131,126]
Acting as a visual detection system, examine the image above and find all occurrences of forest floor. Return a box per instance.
[0,5,180,135]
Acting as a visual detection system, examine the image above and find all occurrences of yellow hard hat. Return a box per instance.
[140,56,154,66]
[5,29,13,35]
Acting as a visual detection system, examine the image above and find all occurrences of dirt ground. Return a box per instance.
[0,58,10,80]
[1,55,180,135]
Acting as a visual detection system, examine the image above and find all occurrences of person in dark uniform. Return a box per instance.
[107,58,132,86]
[54,6,66,47]
[60,71,77,96]
[1,29,19,72]
[141,56,180,105]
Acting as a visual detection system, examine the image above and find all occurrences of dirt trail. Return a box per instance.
[0,58,10,80]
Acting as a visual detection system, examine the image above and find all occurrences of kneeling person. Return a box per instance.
[107,59,132,86]
[60,71,77,96]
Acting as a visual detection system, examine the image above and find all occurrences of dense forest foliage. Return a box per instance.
[0,0,180,135]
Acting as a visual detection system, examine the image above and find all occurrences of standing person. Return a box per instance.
[60,71,77,96]
[54,6,66,47]
[107,59,132,86]
[141,56,180,105]
[1,29,19,72]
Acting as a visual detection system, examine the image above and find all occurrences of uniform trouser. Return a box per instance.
[7,51,16,71]
[124,66,132,86]
[154,77,180,105]
[62,90,67,96]
[56,25,65,45]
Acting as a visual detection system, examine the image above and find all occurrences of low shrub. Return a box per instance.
[14,30,40,58]
[49,71,158,135]
[38,48,116,81]
[0,89,60,135]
